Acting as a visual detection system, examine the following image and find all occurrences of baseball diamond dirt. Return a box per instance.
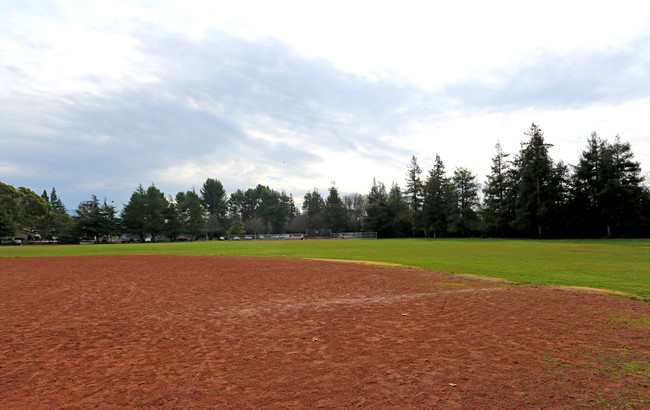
[1,255,648,407]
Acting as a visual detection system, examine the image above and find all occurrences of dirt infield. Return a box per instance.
[1,255,648,408]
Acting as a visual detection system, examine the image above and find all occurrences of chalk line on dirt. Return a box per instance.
[212,287,509,317]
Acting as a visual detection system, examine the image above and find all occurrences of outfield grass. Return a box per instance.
[1,238,649,299]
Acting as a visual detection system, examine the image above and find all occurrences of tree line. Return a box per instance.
[399,123,649,238]
[1,123,649,242]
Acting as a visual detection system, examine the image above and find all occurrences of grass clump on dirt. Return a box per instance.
[1,238,649,299]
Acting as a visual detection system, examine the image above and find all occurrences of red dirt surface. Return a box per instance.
[1,255,648,408]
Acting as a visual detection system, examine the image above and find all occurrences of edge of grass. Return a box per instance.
[1,238,649,300]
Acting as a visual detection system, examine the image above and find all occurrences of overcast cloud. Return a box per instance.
[2,1,650,211]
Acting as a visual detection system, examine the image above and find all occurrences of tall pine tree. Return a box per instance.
[600,135,646,236]
[482,141,514,236]
[512,123,567,238]
[201,178,228,238]
[570,132,606,236]
[422,155,454,238]
[570,133,647,237]
[50,187,67,214]
[404,156,423,234]
[362,179,391,237]
[386,182,411,237]
[303,189,325,229]
[451,167,480,237]
[324,183,348,233]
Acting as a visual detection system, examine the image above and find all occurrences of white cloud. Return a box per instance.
[157,1,650,89]
[5,1,650,95]
[0,161,29,178]
[401,99,650,183]
[2,0,650,213]
[79,134,113,144]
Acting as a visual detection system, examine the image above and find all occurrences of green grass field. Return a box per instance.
[2,238,649,300]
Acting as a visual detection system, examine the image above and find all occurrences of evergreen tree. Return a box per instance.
[600,135,646,236]
[176,190,206,239]
[121,184,169,241]
[302,189,325,229]
[164,197,183,241]
[404,156,423,233]
[74,195,103,241]
[482,141,514,236]
[511,123,563,238]
[258,187,292,233]
[386,182,411,237]
[228,185,293,233]
[45,187,72,240]
[121,185,147,240]
[229,188,260,221]
[362,179,390,237]
[569,132,646,237]
[99,198,120,241]
[50,187,67,214]
[229,213,245,235]
[451,167,480,237]
[641,187,650,235]
[143,185,169,241]
[324,183,348,232]
[569,132,604,236]
[201,178,228,237]
[422,155,454,238]
[548,161,571,236]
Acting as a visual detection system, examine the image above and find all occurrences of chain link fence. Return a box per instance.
[228,231,377,240]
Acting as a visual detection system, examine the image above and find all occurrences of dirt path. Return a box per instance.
[1,255,648,408]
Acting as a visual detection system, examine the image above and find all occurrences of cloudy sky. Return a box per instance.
[2,1,650,211]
